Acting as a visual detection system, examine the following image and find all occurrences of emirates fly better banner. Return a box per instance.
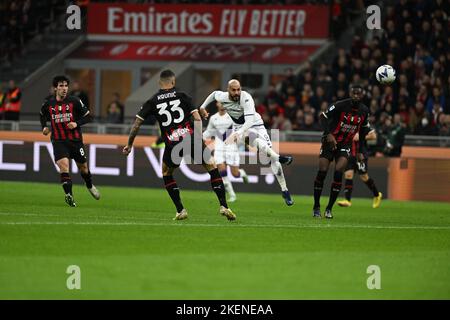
[87,3,329,44]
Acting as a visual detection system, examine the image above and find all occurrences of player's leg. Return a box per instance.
[199,140,235,220]
[324,156,348,219]
[73,141,100,200]
[224,145,246,202]
[162,146,187,220]
[230,166,249,183]
[248,126,293,165]
[202,161,236,221]
[359,170,382,208]
[248,127,293,205]
[338,169,354,207]
[56,157,75,207]
[217,162,236,202]
[53,141,76,207]
[228,143,248,184]
[313,145,332,217]
[215,147,235,202]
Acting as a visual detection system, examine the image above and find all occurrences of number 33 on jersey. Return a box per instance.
[136,88,198,144]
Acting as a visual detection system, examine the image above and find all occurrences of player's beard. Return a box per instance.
[231,95,240,102]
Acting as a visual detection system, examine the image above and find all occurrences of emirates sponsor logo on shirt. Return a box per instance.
[52,113,73,123]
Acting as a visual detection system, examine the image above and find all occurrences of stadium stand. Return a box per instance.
[260,0,450,137]
[0,0,78,82]
[0,0,448,140]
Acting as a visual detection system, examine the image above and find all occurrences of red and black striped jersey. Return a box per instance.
[40,95,90,142]
[351,139,368,157]
[321,98,370,146]
[136,88,197,145]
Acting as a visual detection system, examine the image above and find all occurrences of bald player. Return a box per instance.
[199,80,294,206]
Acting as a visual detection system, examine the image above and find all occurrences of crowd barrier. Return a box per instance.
[0,131,449,202]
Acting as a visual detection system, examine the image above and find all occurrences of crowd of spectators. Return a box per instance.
[255,0,450,137]
[0,0,67,69]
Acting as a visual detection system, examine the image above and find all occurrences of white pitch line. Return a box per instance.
[0,220,450,230]
[0,211,165,221]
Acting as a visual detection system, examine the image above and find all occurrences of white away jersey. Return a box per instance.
[203,112,234,150]
[202,90,264,127]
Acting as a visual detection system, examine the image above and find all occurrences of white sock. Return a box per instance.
[238,168,247,178]
[271,161,288,191]
[222,176,235,196]
[253,138,279,162]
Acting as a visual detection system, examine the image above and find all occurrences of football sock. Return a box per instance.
[209,168,228,208]
[220,171,235,196]
[326,171,343,211]
[271,161,288,191]
[163,175,184,213]
[313,170,327,209]
[253,138,279,162]
[365,178,379,197]
[60,172,73,195]
[344,179,353,201]
[81,170,93,189]
[238,169,246,178]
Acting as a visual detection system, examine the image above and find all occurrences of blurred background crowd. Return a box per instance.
[1,0,449,150]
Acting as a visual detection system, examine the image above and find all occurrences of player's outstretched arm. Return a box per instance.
[123,117,144,155]
[198,91,219,119]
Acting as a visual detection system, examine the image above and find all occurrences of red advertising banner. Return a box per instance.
[87,3,329,44]
[70,41,320,64]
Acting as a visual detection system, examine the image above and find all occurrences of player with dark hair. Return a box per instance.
[123,69,236,221]
[40,75,100,207]
[337,130,383,208]
[312,83,371,219]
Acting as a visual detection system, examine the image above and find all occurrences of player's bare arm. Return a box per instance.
[191,109,202,122]
[199,91,219,120]
[123,117,144,155]
[319,111,337,150]
[366,130,377,141]
[199,106,209,120]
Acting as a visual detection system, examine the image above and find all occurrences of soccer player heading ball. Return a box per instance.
[313,83,371,219]
[39,75,100,207]
[123,69,236,221]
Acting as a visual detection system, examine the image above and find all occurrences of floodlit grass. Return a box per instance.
[0,181,449,299]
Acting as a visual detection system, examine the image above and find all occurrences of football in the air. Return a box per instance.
[376,64,396,84]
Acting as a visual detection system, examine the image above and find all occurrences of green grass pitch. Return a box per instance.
[0,181,449,299]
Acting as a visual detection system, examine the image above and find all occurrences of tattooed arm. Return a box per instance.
[123,117,144,155]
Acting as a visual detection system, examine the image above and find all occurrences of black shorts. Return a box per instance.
[346,155,368,174]
[163,136,212,168]
[52,140,87,163]
[319,141,351,162]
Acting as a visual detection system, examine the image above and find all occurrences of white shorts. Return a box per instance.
[214,145,240,167]
[234,123,272,148]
